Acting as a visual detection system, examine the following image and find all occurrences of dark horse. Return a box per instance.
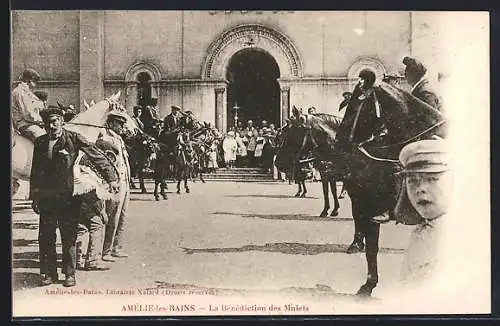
[276,81,446,297]
[275,111,344,214]
[125,131,159,194]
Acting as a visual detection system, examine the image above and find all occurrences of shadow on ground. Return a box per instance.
[181,242,404,256]
[13,222,39,230]
[13,272,44,291]
[225,194,319,199]
[13,239,39,247]
[213,211,352,222]
[148,281,378,303]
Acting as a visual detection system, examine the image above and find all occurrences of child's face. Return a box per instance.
[406,171,452,220]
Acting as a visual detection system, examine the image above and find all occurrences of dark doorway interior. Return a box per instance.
[226,48,280,130]
[137,72,152,107]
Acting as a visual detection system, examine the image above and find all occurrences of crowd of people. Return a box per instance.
[220,119,278,170]
[11,53,451,291]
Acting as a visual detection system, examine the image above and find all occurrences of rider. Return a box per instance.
[403,56,442,112]
[163,105,182,132]
[12,69,46,141]
[356,69,388,141]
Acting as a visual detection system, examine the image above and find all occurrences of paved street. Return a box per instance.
[12,180,415,316]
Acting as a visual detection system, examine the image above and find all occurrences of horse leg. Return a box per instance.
[329,178,340,217]
[153,181,160,201]
[176,178,181,194]
[356,219,380,297]
[346,197,365,254]
[320,178,330,217]
[185,177,190,193]
[300,181,307,197]
[139,169,148,194]
[339,181,347,199]
[200,171,206,183]
[160,181,168,200]
[295,183,301,197]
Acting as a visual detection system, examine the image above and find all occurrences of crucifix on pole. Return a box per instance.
[233,102,240,130]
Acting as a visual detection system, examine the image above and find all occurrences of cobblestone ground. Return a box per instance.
[12,179,415,316]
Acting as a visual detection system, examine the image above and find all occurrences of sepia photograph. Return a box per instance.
[11,10,490,317]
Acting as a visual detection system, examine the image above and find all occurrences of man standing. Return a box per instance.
[30,106,119,287]
[403,56,442,111]
[12,69,46,141]
[99,112,131,261]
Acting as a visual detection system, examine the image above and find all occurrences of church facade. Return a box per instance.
[11,10,446,132]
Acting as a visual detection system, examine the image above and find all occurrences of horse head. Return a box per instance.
[64,91,138,142]
[336,81,446,162]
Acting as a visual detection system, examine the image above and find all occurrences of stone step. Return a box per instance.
[203,173,273,180]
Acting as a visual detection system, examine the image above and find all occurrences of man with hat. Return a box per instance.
[163,105,182,132]
[394,139,452,285]
[74,138,120,271]
[30,106,120,287]
[12,69,46,141]
[98,111,131,262]
[339,92,352,112]
[403,56,442,111]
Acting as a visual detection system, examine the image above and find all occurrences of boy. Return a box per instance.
[396,139,453,285]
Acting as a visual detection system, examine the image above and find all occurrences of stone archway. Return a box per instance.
[124,61,162,112]
[347,57,387,82]
[202,24,303,131]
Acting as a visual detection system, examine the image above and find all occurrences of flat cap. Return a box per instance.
[342,91,352,97]
[107,111,128,124]
[33,91,48,101]
[171,105,181,111]
[20,69,41,82]
[40,105,64,121]
[399,139,450,173]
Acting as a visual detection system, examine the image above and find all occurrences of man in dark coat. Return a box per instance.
[403,56,442,111]
[163,105,182,132]
[30,106,119,287]
[339,92,352,112]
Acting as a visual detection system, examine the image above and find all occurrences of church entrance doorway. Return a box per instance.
[226,48,280,131]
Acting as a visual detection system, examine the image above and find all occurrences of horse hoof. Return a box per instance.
[300,192,307,198]
[186,189,190,193]
[320,211,328,217]
[346,242,365,254]
[162,196,168,200]
[141,189,148,194]
[294,193,301,197]
[176,191,181,194]
[201,180,206,183]
[330,210,339,217]
[355,284,373,297]
[154,196,160,201]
